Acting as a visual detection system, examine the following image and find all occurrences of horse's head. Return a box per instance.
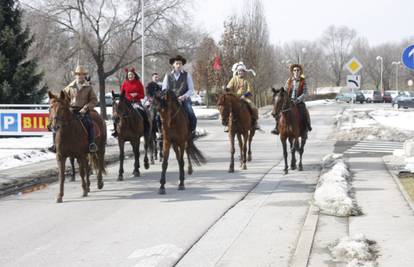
[113,91,133,120]
[216,92,232,126]
[48,90,71,131]
[272,87,287,114]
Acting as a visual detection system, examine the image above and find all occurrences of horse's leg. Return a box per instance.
[132,141,140,177]
[77,157,88,197]
[85,157,91,192]
[236,133,243,167]
[118,140,125,181]
[56,156,66,203]
[97,148,104,189]
[159,138,163,162]
[153,135,158,161]
[241,133,248,170]
[186,146,193,175]
[247,130,254,162]
[174,144,185,190]
[299,137,307,171]
[159,141,170,194]
[144,134,150,170]
[70,156,76,181]
[289,137,297,170]
[281,137,288,174]
[228,131,235,173]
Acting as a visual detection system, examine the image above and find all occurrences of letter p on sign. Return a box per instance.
[1,113,18,132]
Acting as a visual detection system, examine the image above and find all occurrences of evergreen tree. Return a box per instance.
[0,0,47,104]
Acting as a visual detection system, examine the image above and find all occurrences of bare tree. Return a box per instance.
[25,0,185,118]
[321,25,356,86]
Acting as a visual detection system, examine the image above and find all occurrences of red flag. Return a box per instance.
[213,55,221,71]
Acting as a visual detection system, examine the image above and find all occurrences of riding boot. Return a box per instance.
[271,115,280,135]
[82,113,97,153]
[111,122,118,137]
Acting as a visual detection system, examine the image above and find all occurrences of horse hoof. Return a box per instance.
[228,168,234,173]
[70,176,75,182]
[133,171,140,177]
[178,184,185,190]
[291,165,296,170]
[299,165,303,171]
[144,162,150,170]
[188,168,193,175]
[242,164,247,170]
[284,169,288,175]
[158,188,166,195]
[117,176,123,181]
[56,197,63,203]
[98,181,104,189]
[247,155,252,161]
[82,192,88,197]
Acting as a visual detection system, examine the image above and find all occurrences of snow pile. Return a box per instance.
[314,154,362,216]
[329,234,378,267]
[333,109,413,142]
[370,109,414,131]
[0,149,54,170]
[193,106,219,119]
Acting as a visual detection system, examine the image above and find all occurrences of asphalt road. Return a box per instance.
[0,103,340,267]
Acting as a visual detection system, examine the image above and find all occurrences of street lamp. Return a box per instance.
[376,56,383,95]
[392,61,401,94]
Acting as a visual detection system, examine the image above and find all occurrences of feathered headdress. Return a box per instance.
[231,62,256,77]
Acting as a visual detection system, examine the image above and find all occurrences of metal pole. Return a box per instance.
[380,58,383,94]
[141,0,145,88]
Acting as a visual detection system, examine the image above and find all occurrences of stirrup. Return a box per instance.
[271,128,279,135]
[89,143,98,153]
[47,145,56,153]
[111,131,118,137]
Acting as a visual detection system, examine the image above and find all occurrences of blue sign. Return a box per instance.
[402,44,414,70]
[1,113,18,132]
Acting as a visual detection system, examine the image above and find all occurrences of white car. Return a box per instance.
[191,94,204,105]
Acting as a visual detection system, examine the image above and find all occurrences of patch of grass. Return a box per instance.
[398,172,414,201]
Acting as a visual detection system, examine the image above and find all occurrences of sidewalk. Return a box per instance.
[308,155,414,266]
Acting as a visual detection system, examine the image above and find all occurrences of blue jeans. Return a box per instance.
[182,99,197,132]
[79,112,94,145]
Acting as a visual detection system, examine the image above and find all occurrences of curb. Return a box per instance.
[382,156,414,212]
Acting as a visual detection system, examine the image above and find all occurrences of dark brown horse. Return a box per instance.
[217,93,256,173]
[48,91,106,203]
[112,91,150,180]
[272,87,307,174]
[154,90,206,194]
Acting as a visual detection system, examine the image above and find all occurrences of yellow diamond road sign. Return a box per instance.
[345,57,363,74]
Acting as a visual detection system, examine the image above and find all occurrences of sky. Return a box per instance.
[192,0,413,46]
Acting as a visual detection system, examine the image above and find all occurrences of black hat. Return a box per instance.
[169,55,187,65]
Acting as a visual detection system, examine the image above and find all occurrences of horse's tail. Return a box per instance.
[187,138,206,166]
[88,152,107,175]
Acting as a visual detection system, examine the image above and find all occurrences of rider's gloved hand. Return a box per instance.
[178,95,187,102]
[243,92,252,97]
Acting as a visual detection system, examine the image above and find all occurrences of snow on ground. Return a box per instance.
[329,234,378,267]
[333,108,414,142]
[306,99,335,107]
[192,106,220,119]
[314,153,362,217]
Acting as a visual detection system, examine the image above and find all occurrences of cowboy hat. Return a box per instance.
[74,65,88,75]
[169,55,187,65]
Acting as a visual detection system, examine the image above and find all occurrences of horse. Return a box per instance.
[272,87,307,174]
[144,99,163,164]
[154,90,206,194]
[48,91,106,203]
[216,92,256,173]
[111,91,151,180]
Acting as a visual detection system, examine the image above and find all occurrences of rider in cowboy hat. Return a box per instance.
[48,65,98,153]
[224,61,260,132]
[271,63,312,135]
[161,55,197,139]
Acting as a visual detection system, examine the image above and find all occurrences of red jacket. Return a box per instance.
[120,79,145,102]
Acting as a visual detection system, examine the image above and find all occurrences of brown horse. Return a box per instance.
[48,91,106,203]
[154,90,206,194]
[112,91,150,180]
[272,87,307,174]
[217,93,256,173]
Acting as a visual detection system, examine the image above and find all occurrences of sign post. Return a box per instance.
[345,57,363,129]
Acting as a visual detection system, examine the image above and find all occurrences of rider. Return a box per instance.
[271,64,312,135]
[112,67,150,137]
[48,65,98,153]
[161,55,197,139]
[224,61,260,132]
[146,73,162,138]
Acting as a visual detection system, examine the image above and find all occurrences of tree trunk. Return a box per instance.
[97,68,107,119]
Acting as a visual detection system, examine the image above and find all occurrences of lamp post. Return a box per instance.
[376,56,383,95]
[141,0,145,85]
[392,61,401,94]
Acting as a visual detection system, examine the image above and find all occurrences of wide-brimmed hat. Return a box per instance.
[289,64,303,74]
[169,55,187,65]
[74,65,88,75]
